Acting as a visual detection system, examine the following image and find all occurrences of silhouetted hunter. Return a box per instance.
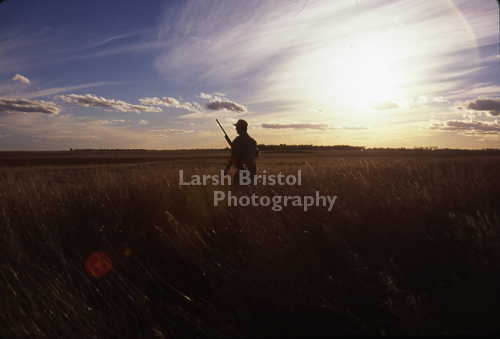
[223,119,259,186]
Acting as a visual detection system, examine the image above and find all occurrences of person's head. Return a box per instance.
[234,119,248,134]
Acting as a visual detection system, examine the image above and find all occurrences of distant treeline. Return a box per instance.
[258,144,365,151]
[69,145,500,152]
[69,148,148,151]
[258,145,500,152]
[367,147,500,152]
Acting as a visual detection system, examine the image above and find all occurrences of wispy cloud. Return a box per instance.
[262,123,331,130]
[59,94,162,113]
[90,30,154,48]
[154,1,314,84]
[418,96,448,104]
[307,108,325,114]
[59,41,163,63]
[0,98,60,114]
[341,125,371,130]
[0,20,159,79]
[35,134,102,140]
[421,119,500,137]
[148,129,194,133]
[368,100,401,111]
[261,123,370,130]
[4,82,110,100]
[153,0,493,109]
[98,119,126,124]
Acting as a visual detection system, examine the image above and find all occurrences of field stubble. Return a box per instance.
[0,152,499,337]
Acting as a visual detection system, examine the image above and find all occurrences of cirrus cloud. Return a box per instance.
[0,98,60,114]
[148,129,194,133]
[262,123,370,130]
[418,95,447,104]
[341,125,371,130]
[59,94,162,113]
[262,123,330,130]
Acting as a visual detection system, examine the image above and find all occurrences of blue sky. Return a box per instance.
[0,0,498,150]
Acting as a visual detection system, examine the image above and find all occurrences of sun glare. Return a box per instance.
[336,40,401,105]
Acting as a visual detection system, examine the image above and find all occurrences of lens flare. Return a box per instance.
[85,251,112,278]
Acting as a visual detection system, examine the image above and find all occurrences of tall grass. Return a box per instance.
[1,157,499,337]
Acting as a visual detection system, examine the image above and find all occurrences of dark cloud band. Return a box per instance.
[455,97,500,116]
[59,94,161,113]
[0,98,59,114]
[206,100,246,113]
[423,119,500,136]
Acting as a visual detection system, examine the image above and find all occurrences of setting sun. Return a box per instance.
[337,40,401,104]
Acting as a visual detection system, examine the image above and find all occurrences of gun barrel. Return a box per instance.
[216,119,232,147]
[216,119,228,136]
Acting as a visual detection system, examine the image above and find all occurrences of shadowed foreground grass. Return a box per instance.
[1,156,499,337]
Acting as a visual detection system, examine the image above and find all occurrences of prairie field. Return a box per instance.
[1,149,499,337]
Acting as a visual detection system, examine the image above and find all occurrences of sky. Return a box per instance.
[0,0,498,150]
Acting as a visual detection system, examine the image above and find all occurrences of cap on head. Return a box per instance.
[233,119,248,128]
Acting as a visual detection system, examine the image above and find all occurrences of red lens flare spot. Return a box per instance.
[85,251,112,277]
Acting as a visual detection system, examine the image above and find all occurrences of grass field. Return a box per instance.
[1,150,499,337]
